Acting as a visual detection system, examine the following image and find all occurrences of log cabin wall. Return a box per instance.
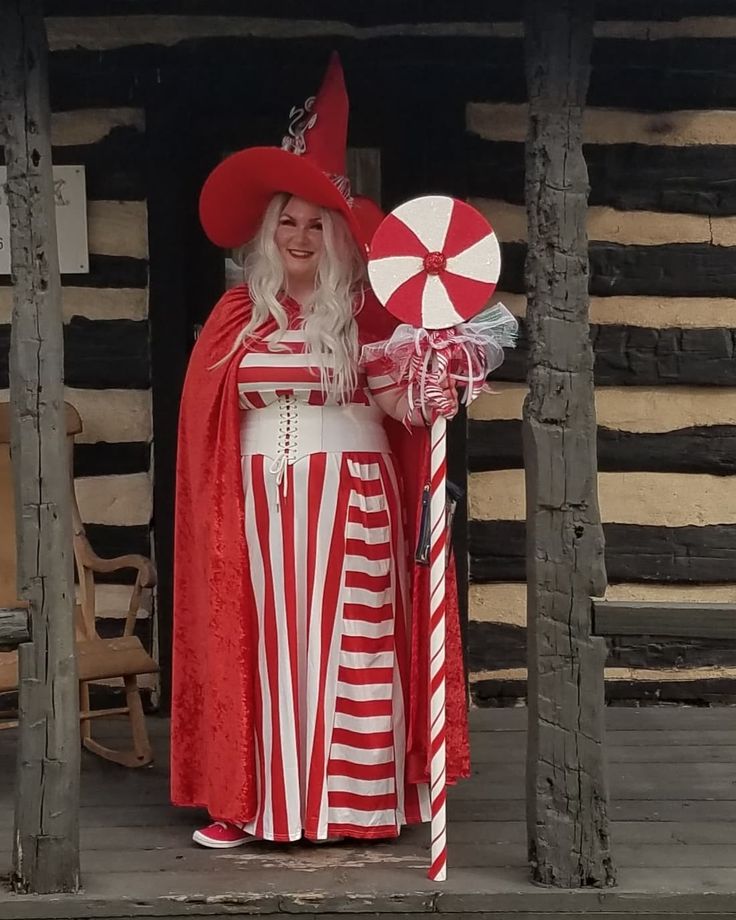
[0,106,154,702]
[469,11,736,706]
[0,2,734,706]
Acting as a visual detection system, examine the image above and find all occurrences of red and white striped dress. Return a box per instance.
[235,307,429,842]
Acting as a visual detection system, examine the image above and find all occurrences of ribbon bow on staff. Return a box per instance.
[362,303,518,426]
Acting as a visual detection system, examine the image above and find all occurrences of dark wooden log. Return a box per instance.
[59,317,151,389]
[467,621,528,671]
[469,520,527,581]
[471,676,736,708]
[591,38,736,111]
[468,419,524,472]
[603,677,736,705]
[470,520,736,585]
[605,523,736,586]
[84,523,152,585]
[466,139,526,204]
[523,0,615,888]
[471,677,530,708]
[593,601,736,640]
[606,635,736,669]
[587,144,736,217]
[47,38,527,113]
[491,324,736,387]
[624,324,726,386]
[0,318,151,389]
[497,242,528,293]
[38,0,736,22]
[96,613,152,646]
[591,244,736,298]
[73,442,151,477]
[0,0,81,893]
[467,139,736,217]
[0,608,30,649]
[0,254,148,288]
[49,128,146,201]
[0,125,146,201]
[468,619,736,671]
[469,421,736,476]
[500,241,736,297]
[40,30,736,117]
[19,21,736,119]
[43,1,523,23]
[595,0,736,17]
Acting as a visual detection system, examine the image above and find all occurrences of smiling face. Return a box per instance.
[274,196,324,292]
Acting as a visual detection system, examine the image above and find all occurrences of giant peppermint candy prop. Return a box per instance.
[366,195,511,885]
[367,195,501,330]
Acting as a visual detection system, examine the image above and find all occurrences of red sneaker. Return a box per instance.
[192,821,251,848]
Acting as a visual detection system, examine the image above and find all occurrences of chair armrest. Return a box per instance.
[74,532,157,588]
[73,532,157,638]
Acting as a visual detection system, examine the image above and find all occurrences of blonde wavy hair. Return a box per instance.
[222,193,366,404]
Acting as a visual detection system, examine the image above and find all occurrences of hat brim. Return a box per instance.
[199,147,370,254]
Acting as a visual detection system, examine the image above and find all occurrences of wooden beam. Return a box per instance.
[497,239,736,298]
[469,419,736,477]
[593,601,736,640]
[0,608,30,649]
[523,0,615,889]
[0,317,151,389]
[0,0,81,895]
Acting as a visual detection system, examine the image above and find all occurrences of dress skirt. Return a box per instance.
[239,449,429,842]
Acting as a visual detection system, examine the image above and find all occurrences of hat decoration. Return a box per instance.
[199,53,369,252]
[279,79,353,205]
[281,97,317,156]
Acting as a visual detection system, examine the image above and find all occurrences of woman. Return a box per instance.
[171,54,469,847]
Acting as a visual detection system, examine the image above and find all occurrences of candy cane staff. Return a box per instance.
[366,196,518,880]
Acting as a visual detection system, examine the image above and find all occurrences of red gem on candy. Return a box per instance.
[423,251,447,275]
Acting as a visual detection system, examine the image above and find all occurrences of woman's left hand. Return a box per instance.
[422,371,460,420]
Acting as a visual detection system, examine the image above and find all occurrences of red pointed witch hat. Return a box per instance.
[199,53,378,255]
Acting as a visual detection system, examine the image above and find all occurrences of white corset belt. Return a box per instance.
[240,396,390,495]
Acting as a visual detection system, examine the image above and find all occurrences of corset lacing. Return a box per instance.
[269,394,298,500]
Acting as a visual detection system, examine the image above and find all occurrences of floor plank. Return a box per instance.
[1,841,729,874]
[2,706,736,917]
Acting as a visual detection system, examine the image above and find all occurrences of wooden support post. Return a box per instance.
[523,0,615,889]
[0,0,81,894]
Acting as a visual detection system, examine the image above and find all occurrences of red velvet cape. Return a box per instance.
[170,285,470,822]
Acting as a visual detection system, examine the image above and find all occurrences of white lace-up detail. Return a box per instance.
[268,394,298,500]
[242,402,389,461]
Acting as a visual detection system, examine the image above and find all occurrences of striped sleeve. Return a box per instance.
[362,353,401,396]
[361,352,425,427]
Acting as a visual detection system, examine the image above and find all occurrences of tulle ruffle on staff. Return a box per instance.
[362,302,519,425]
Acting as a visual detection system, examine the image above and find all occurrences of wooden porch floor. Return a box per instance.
[1,706,736,918]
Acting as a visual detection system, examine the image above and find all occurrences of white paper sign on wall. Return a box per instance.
[0,165,89,275]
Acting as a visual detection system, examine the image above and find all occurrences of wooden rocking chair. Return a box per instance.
[0,401,158,767]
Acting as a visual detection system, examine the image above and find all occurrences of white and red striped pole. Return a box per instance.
[428,411,448,881]
[367,195,506,883]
